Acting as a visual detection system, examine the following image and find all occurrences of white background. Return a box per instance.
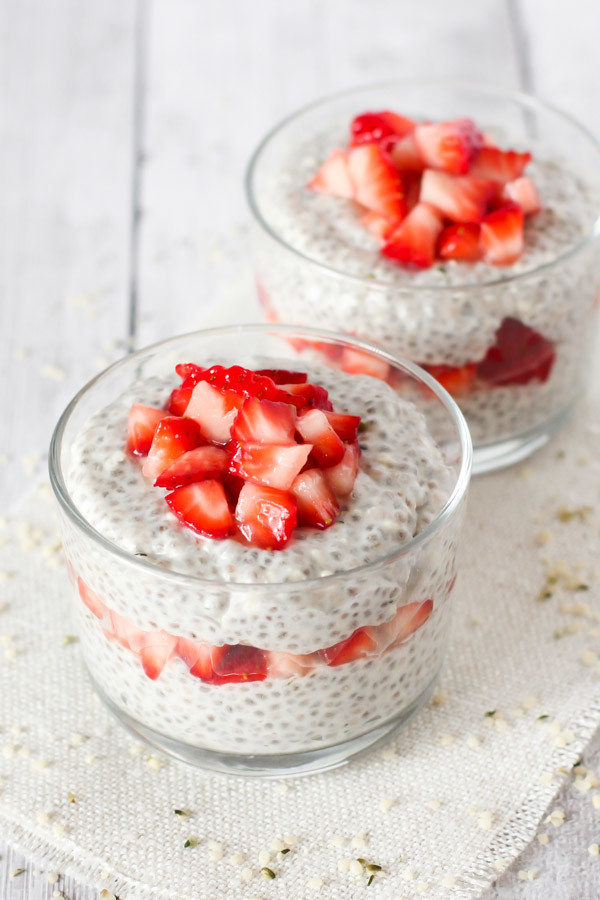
[1,0,600,896]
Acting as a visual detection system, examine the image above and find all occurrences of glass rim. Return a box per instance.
[245,75,600,293]
[48,323,472,591]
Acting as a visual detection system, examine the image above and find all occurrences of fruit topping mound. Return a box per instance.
[127,365,362,550]
[308,110,541,268]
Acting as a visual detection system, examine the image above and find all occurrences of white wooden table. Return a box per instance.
[2,1,600,896]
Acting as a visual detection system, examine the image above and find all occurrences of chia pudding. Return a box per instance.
[247,84,600,466]
[52,334,469,769]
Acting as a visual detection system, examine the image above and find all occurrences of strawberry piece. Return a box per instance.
[477,317,555,386]
[139,631,177,680]
[322,627,378,666]
[175,363,205,380]
[420,170,497,224]
[296,409,345,468]
[479,202,524,265]
[350,111,414,148]
[340,347,390,380]
[503,176,541,216]
[142,416,204,480]
[268,650,317,678]
[391,599,434,645]
[110,610,145,652]
[127,405,169,456]
[425,363,477,396]
[307,149,354,198]
[322,411,361,442]
[231,398,297,445]
[154,446,231,489]
[184,381,243,444]
[362,210,395,241]
[255,369,307,384]
[382,202,444,268]
[323,442,360,496]
[291,469,340,529]
[168,365,208,415]
[235,483,297,550]
[347,144,407,222]
[438,223,482,262]
[390,132,425,172]
[279,382,333,411]
[404,173,423,211]
[165,480,234,538]
[470,146,531,183]
[177,637,214,681]
[415,118,483,175]
[211,644,268,683]
[77,577,104,619]
[230,442,312,491]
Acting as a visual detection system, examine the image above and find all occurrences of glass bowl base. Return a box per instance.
[472,402,574,475]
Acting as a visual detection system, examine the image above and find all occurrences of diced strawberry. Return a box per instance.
[139,631,177,680]
[175,363,205,381]
[470,146,531,182]
[126,405,169,456]
[184,381,243,444]
[420,170,497,224]
[291,469,340,529]
[165,480,234,539]
[415,118,483,175]
[362,210,395,241]
[382,202,444,268]
[323,442,360,496]
[168,365,208,415]
[404,173,423,211]
[322,627,378,666]
[268,650,316,678]
[235,482,297,550]
[340,347,391,380]
[438,223,481,262]
[479,202,524,265]
[391,599,434,645]
[142,416,205,480]
[322,411,361,442]
[378,111,416,137]
[296,409,345,468]
[350,111,414,148]
[390,132,425,172]
[110,610,145,651]
[230,442,312,491]
[231,398,297,445]
[177,637,214,680]
[211,644,268,683]
[347,144,407,222]
[424,363,477,396]
[255,369,307,384]
[503,176,541,216]
[154,446,231,489]
[190,365,301,406]
[307,149,354,198]
[77,576,104,619]
[476,317,555,386]
[279,382,333,411]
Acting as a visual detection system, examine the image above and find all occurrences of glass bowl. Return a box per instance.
[49,323,471,776]
[246,78,600,474]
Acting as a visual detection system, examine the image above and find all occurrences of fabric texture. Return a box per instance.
[0,391,599,900]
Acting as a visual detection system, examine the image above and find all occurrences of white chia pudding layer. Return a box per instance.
[253,131,600,444]
[60,359,464,756]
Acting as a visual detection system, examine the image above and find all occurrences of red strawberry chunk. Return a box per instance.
[479,202,524,265]
[230,442,312,491]
[77,577,104,619]
[438,223,481,262]
[291,469,340,529]
[139,631,177,680]
[165,480,234,539]
[323,442,360,496]
[184,380,243,444]
[321,627,378,666]
[307,149,354,198]
[235,483,297,550]
[362,210,395,241]
[127,405,169,456]
[322,411,361,442]
[347,144,407,222]
[175,362,206,381]
[350,111,414,148]
[177,637,215,681]
[296,409,345,468]
[279,382,333,411]
[142,416,204,480]
[503,176,541,215]
[154,445,231,489]
[424,363,477,396]
[382,202,444,268]
[340,348,390,380]
[255,369,307,384]
[470,146,531,182]
[383,599,434,648]
[191,365,302,406]
[168,365,208,415]
[231,398,297,445]
[211,644,268,683]
[390,132,425,172]
[477,317,555,386]
[420,170,497,224]
[268,650,317,678]
[415,118,483,175]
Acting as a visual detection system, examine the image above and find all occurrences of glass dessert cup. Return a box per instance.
[246,78,600,475]
[49,324,471,777]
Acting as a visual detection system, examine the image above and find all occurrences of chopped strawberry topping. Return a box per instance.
[503,176,541,216]
[479,202,524,265]
[139,631,177,680]
[142,416,204,480]
[362,210,395,241]
[127,405,169,456]
[425,363,477,396]
[255,369,307,384]
[382,202,444,268]
[350,111,414,148]
[184,381,243,444]
[291,469,340,529]
[390,132,425,173]
[347,144,407,222]
[322,411,361,442]
[323,442,360,496]
[235,482,297,550]
[477,317,555,386]
[321,627,378,666]
[278,382,333,411]
[420,170,497,224]
[154,445,231,489]
[307,149,354,198]
[231,398,297,445]
[470,146,531,182]
[230,442,312,491]
[165,480,234,539]
[438,223,481,262]
[211,644,268,683]
[415,118,483,175]
[296,409,346,468]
